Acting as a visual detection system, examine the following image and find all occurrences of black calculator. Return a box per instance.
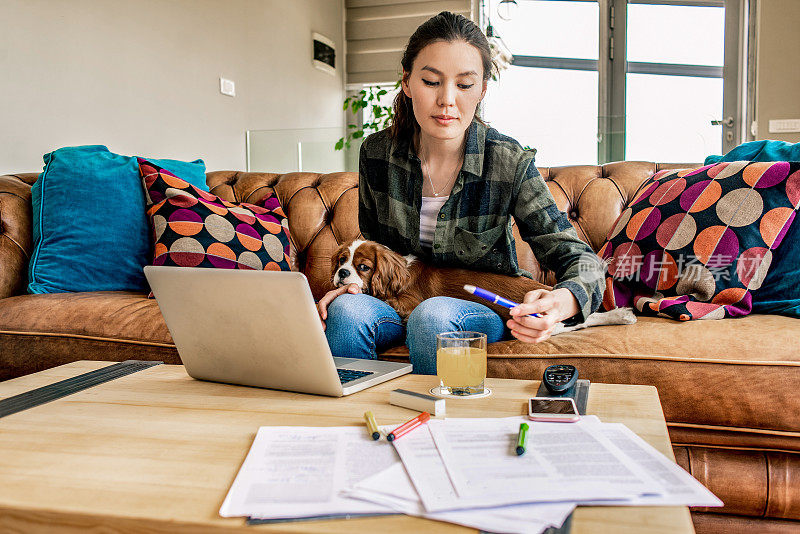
[542,364,578,393]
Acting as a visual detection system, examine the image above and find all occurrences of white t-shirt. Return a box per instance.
[419,195,449,248]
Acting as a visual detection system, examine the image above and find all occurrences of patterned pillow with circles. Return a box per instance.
[599,160,800,320]
[139,158,292,273]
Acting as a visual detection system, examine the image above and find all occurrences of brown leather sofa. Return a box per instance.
[1,163,798,533]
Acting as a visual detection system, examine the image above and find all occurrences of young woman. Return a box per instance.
[318,11,604,375]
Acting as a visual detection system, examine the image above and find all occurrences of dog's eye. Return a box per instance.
[338,257,346,265]
[357,264,370,272]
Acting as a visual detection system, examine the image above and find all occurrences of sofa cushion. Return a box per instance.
[28,145,207,295]
[600,161,800,320]
[0,292,179,381]
[141,159,292,271]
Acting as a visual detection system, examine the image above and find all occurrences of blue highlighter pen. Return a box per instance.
[463,285,542,318]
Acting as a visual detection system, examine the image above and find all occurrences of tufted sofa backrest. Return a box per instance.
[207,162,696,299]
[0,163,696,300]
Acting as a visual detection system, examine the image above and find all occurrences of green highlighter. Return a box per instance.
[516,422,529,456]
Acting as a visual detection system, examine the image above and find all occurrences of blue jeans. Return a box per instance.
[325,294,507,375]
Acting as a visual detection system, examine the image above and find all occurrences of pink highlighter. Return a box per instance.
[463,285,542,318]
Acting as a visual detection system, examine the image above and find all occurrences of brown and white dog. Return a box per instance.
[330,239,635,334]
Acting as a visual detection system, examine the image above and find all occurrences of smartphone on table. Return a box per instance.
[528,397,580,422]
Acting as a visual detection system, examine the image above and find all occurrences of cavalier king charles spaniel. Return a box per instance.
[331,239,635,334]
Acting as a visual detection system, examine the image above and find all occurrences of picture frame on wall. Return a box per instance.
[312,32,335,76]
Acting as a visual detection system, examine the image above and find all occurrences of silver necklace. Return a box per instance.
[421,153,462,197]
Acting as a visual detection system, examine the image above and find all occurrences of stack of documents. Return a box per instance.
[220,416,721,533]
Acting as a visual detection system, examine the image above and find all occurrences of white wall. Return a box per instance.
[755,0,800,143]
[0,0,345,175]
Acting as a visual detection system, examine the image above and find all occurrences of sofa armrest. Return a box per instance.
[0,173,36,298]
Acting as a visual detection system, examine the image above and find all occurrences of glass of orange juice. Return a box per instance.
[435,331,487,396]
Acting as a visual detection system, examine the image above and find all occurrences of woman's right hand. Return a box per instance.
[317,284,362,331]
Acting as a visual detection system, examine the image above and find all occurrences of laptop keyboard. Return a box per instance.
[337,368,374,384]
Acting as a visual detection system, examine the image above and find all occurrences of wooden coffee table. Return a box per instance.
[0,361,694,533]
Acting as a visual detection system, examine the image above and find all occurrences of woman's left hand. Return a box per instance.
[507,288,580,343]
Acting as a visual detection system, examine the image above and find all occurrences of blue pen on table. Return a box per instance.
[463,285,542,318]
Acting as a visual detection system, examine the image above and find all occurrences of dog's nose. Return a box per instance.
[338,268,350,278]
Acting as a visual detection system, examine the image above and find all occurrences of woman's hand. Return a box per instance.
[317,284,361,331]
[507,288,580,343]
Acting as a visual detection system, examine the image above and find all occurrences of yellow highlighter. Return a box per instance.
[364,411,381,440]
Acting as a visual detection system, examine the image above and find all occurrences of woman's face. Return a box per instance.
[402,40,487,143]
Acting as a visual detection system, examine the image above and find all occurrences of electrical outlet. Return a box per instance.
[768,119,800,133]
[219,77,235,97]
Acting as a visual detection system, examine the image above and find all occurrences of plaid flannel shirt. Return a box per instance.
[358,120,604,323]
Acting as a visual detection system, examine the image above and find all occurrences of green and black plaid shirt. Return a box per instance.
[358,120,604,323]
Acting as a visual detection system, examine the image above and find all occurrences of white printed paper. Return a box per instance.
[345,462,574,534]
[428,417,663,503]
[220,426,398,518]
[585,423,723,507]
[392,420,638,512]
[221,415,720,531]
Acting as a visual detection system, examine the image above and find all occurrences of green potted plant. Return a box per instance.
[336,81,400,151]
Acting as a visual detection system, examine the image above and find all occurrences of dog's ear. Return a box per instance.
[370,246,412,299]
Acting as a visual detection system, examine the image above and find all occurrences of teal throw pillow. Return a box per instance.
[750,205,800,318]
[705,140,800,165]
[28,145,207,294]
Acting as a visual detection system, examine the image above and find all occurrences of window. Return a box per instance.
[482,0,600,165]
[481,0,747,165]
[624,1,725,162]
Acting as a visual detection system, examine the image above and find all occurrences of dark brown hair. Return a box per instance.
[390,11,496,143]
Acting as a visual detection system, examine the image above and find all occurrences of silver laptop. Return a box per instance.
[144,266,412,396]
